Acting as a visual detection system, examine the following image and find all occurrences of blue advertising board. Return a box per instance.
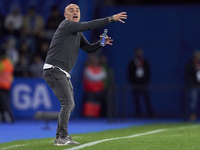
[10,78,61,117]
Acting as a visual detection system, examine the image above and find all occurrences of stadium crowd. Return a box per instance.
[0,4,64,78]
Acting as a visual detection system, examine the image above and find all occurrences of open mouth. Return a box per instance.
[73,16,78,19]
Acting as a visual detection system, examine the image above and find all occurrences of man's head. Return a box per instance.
[0,48,6,61]
[194,50,200,62]
[135,48,143,58]
[11,4,20,16]
[87,54,99,66]
[28,6,36,16]
[51,5,59,16]
[64,4,80,22]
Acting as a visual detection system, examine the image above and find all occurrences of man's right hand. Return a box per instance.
[113,12,127,23]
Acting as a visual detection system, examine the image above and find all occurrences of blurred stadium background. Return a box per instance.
[0,0,200,144]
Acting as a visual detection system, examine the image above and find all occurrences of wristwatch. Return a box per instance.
[109,16,115,22]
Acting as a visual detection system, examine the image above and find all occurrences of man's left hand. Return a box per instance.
[100,35,113,45]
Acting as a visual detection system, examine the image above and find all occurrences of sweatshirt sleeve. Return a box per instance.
[64,17,110,33]
[80,33,103,53]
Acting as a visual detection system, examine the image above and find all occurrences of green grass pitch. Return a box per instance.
[0,123,200,150]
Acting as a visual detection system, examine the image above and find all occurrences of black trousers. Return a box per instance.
[133,86,152,117]
[43,68,74,138]
[0,89,14,122]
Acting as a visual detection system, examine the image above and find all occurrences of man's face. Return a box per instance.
[135,49,143,58]
[29,9,35,16]
[13,9,19,16]
[64,4,80,22]
[195,54,200,62]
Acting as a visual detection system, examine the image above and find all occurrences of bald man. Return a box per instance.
[43,4,127,146]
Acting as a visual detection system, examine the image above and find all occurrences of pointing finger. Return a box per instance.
[119,19,125,23]
[120,12,127,15]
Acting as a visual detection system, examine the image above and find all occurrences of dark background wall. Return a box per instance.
[73,4,200,118]
[98,5,200,118]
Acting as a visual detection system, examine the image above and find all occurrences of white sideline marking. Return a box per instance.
[64,129,166,150]
[1,144,27,150]
[65,125,200,150]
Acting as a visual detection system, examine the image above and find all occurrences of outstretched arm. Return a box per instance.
[64,12,127,33]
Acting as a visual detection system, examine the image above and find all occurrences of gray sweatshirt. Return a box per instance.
[45,17,110,73]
